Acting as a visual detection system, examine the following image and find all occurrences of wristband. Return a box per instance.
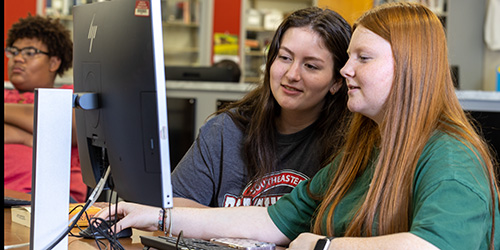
[314,236,335,250]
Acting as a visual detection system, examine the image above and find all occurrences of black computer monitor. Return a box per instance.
[72,0,172,208]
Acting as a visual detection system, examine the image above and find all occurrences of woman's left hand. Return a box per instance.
[287,232,325,250]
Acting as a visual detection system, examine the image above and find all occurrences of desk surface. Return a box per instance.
[4,189,159,249]
[4,190,286,250]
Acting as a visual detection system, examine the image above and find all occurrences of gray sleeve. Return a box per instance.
[171,113,246,206]
[171,116,223,205]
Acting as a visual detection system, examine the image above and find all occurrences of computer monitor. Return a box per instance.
[72,0,173,208]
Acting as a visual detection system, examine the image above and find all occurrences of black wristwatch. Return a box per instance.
[314,236,335,250]
[314,237,335,250]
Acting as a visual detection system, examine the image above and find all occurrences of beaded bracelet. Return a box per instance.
[158,209,165,231]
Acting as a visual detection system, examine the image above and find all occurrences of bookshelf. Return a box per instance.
[240,0,316,83]
[162,0,211,66]
[42,0,212,71]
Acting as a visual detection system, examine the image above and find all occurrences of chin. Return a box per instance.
[346,102,359,113]
[10,82,29,92]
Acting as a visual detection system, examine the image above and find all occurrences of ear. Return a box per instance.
[48,56,62,73]
[329,79,343,95]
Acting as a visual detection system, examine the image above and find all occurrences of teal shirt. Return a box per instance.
[268,131,500,250]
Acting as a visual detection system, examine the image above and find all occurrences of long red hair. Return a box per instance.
[312,3,499,249]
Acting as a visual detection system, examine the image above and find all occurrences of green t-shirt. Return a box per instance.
[268,131,500,250]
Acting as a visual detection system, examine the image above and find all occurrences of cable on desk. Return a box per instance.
[176,230,193,249]
[89,217,124,250]
[67,204,109,250]
[44,165,112,250]
[68,203,87,237]
[89,186,125,250]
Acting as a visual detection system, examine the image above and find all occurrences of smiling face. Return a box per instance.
[340,26,395,124]
[7,38,60,92]
[270,27,339,128]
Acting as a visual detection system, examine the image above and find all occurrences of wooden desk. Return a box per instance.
[5,190,286,250]
[4,189,160,249]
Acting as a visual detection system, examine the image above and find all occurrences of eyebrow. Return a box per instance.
[11,46,40,50]
[279,46,327,63]
[347,44,376,55]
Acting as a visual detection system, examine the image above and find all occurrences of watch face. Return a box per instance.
[313,239,329,250]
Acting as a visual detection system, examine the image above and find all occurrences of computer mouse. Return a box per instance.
[79,220,132,239]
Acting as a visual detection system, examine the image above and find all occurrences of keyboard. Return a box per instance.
[141,235,235,250]
[4,196,31,207]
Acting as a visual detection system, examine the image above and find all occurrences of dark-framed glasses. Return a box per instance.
[5,46,50,60]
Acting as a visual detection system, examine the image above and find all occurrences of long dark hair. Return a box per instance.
[216,7,352,181]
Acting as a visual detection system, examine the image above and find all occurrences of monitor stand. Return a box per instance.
[30,88,73,250]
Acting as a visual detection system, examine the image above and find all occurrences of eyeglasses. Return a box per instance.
[5,46,50,60]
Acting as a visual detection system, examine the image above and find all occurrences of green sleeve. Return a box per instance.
[410,132,497,250]
[410,180,491,250]
[267,164,333,240]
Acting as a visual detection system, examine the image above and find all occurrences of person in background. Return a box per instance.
[171,6,352,208]
[4,15,87,203]
[213,59,241,82]
[98,3,499,250]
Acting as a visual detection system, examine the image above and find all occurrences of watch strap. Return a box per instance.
[313,236,335,250]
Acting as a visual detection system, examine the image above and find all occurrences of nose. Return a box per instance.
[285,61,301,82]
[340,59,353,79]
[12,52,26,63]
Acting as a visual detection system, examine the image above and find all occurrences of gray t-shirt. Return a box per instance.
[171,112,323,207]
